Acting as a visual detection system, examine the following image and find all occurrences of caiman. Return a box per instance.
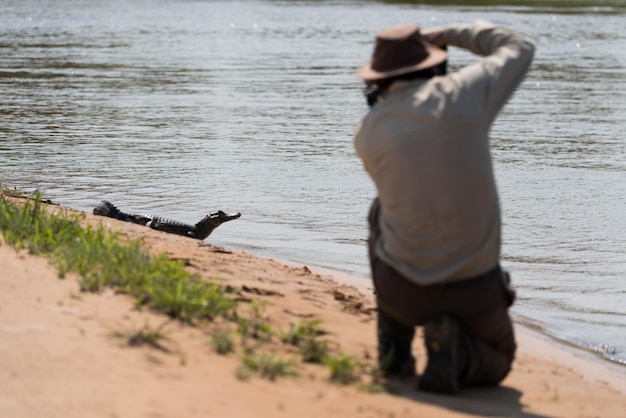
[93,200,241,240]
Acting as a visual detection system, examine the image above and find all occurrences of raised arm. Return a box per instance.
[423,20,535,124]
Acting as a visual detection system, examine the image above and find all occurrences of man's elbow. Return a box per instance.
[519,36,536,64]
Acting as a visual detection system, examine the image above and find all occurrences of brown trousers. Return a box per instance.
[368,198,516,386]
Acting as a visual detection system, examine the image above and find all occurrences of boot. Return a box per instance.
[419,314,466,394]
[377,310,416,378]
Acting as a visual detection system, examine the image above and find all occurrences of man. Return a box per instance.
[354,20,534,394]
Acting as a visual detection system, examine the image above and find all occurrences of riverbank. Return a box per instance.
[1,197,624,418]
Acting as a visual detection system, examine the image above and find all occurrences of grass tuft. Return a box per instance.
[324,351,361,385]
[112,319,172,352]
[281,319,329,363]
[235,301,274,342]
[210,327,236,355]
[240,352,298,381]
[298,338,330,364]
[281,318,324,345]
[0,183,27,198]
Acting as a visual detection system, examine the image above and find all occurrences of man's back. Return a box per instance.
[354,20,535,286]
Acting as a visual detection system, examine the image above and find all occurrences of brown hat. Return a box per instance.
[357,24,447,81]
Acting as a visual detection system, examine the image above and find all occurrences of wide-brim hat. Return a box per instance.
[357,23,447,81]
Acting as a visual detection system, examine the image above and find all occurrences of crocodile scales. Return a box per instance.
[93,200,241,240]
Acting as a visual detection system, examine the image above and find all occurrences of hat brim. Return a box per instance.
[357,42,448,81]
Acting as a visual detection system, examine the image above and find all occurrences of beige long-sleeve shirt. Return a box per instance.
[354,20,535,286]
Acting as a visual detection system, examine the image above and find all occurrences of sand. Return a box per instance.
[1,197,624,418]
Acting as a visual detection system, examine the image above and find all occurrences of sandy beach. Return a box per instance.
[1,197,625,418]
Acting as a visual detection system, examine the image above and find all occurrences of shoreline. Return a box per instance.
[281,251,626,395]
[256,245,626,378]
[1,196,625,417]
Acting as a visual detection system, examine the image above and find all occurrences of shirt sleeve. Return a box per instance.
[440,20,536,126]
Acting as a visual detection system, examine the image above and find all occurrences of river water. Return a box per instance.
[1,0,625,366]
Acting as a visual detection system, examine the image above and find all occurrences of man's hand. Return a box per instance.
[421,26,446,49]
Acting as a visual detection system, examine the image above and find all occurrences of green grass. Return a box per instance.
[281,319,330,363]
[324,351,362,385]
[235,301,274,342]
[1,192,376,386]
[299,338,330,364]
[0,193,237,323]
[281,318,324,345]
[110,318,188,365]
[0,182,27,198]
[0,193,85,255]
[210,327,236,355]
[384,0,626,9]
[240,353,298,381]
[112,319,172,351]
